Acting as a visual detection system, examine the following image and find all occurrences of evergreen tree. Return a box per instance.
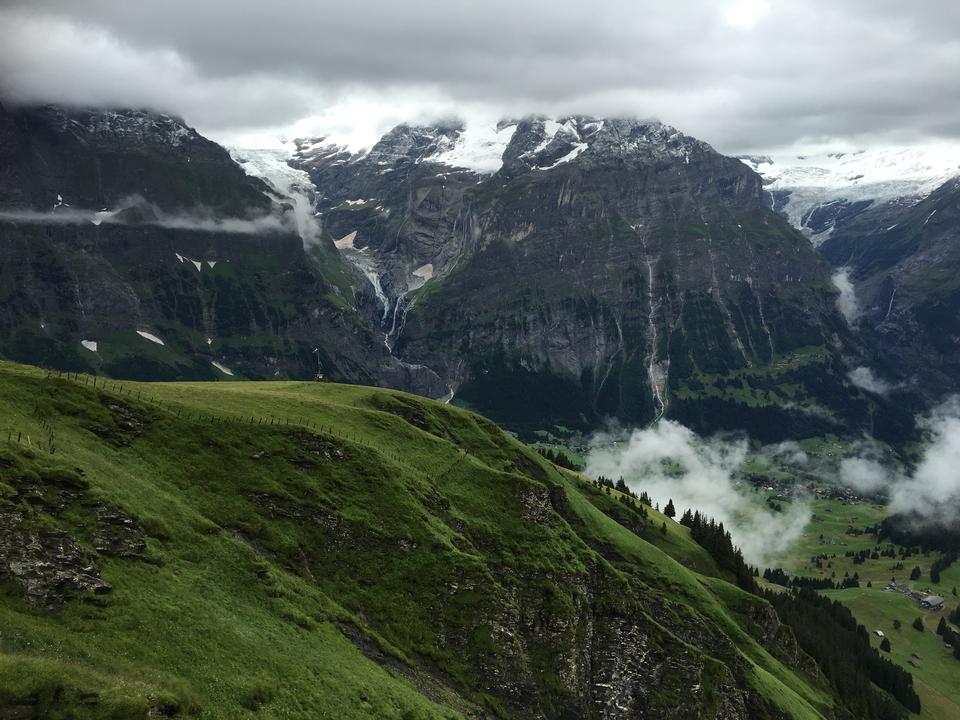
[910,565,922,581]
[664,498,676,518]
[880,637,891,652]
[660,521,667,536]
[937,617,947,636]
[893,619,902,631]
[912,617,924,632]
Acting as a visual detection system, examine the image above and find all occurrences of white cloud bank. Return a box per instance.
[584,421,809,566]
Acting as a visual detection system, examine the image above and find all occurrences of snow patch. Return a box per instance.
[412,263,434,281]
[430,122,518,174]
[537,142,589,170]
[91,209,117,226]
[211,361,235,376]
[136,330,165,346]
[80,340,98,352]
[206,260,217,268]
[335,230,358,250]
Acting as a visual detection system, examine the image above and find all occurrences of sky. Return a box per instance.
[1,1,958,152]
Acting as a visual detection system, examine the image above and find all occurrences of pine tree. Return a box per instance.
[910,565,922,581]
[912,616,924,632]
[660,522,667,536]
[937,617,947,635]
[664,499,676,518]
[893,619,902,630]
[880,637,891,652]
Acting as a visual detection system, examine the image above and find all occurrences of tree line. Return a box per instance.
[765,587,920,719]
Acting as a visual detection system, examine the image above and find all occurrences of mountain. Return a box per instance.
[0,103,896,439]
[0,102,443,396]
[739,145,960,245]
[298,117,877,438]
[0,359,908,719]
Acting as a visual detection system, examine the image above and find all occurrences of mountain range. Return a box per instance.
[1,101,957,440]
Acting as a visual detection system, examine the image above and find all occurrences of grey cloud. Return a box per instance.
[1,1,959,151]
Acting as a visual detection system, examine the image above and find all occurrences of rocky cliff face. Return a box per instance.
[301,117,869,436]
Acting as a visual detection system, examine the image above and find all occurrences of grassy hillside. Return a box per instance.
[0,360,839,719]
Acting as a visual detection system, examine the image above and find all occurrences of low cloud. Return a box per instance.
[584,421,810,566]
[839,454,897,494]
[762,440,809,466]
[888,398,960,527]
[834,398,960,529]
[0,196,298,236]
[832,269,860,324]
[847,366,895,395]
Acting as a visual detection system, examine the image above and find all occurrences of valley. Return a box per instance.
[0,73,958,720]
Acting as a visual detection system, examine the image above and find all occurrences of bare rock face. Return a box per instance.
[0,507,112,611]
[0,452,146,611]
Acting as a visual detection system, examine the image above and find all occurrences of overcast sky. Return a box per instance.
[1,0,958,152]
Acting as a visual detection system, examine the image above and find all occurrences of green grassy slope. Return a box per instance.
[0,361,836,719]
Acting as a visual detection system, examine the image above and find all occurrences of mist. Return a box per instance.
[832,269,860,324]
[584,421,810,567]
[834,397,960,529]
[0,196,298,236]
[888,398,960,527]
[847,366,895,395]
